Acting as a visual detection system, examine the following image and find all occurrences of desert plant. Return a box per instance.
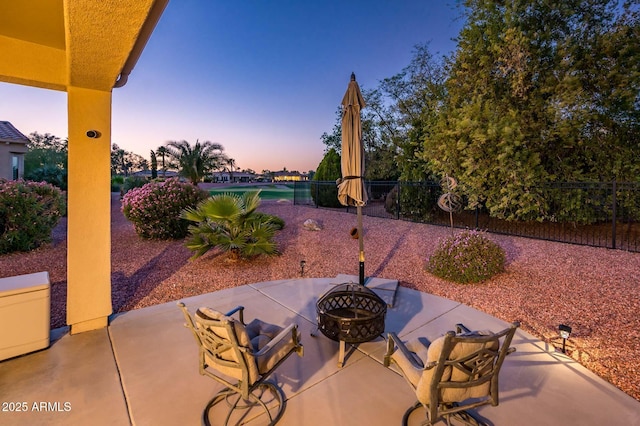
[426,230,505,283]
[254,212,285,230]
[181,191,284,260]
[121,178,207,239]
[0,179,66,254]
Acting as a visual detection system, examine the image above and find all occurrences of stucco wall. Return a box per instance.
[0,143,27,180]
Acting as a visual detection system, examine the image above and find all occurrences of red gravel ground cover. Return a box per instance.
[1,194,639,401]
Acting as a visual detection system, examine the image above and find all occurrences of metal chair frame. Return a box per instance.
[384,322,519,426]
[178,302,303,426]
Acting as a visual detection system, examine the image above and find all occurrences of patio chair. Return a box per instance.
[384,322,519,426]
[178,302,303,426]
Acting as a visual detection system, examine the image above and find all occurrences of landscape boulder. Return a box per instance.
[303,219,322,231]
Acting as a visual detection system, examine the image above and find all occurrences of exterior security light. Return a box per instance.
[300,260,306,277]
[559,324,572,353]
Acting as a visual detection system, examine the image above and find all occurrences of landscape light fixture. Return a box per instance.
[559,324,572,353]
[300,260,306,277]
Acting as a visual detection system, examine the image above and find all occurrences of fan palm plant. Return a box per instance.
[165,140,226,185]
[181,191,284,260]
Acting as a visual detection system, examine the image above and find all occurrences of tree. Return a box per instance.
[150,150,158,179]
[261,169,275,181]
[24,132,67,172]
[155,145,173,177]
[427,0,640,220]
[110,144,148,176]
[111,145,129,176]
[374,43,448,182]
[165,139,226,185]
[320,107,343,153]
[225,157,237,182]
[320,47,448,183]
[24,132,68,189]
[321,95,400,181]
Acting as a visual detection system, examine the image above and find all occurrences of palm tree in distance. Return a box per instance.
[155,145,170,177]
[165,140,225,185]
[225,157,237,183]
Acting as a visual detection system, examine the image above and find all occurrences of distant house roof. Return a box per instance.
[0,121,30,144]
[212,171,255,177]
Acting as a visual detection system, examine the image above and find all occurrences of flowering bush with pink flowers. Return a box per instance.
[426,230,505,283]
[0,179,66,254]
[122,178,207,239]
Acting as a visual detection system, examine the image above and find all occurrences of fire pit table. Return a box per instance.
[316,282,387,367]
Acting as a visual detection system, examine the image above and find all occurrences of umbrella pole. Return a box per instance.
[357,205,365,286]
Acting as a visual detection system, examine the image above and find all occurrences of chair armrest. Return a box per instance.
[455,323,471,334]
[385,332,427,370]
[225,306,245,324]
[254,323,302,358]
[177,301,202,346]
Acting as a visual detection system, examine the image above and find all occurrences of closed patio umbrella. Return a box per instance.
[337,72,367,285]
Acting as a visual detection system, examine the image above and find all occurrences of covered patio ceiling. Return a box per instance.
[0,0,167,91]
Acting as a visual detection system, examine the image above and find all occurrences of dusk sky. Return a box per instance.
[0,1,465,173]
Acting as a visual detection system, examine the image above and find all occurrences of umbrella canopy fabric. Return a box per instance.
[337,73,367,207]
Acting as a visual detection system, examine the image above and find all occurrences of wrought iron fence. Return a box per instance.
[294,180,640,252]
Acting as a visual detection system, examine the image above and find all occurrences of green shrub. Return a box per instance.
[122,176,148,194]
[24,165,68,190]
[121,178,207,239]
[426,230,505,283]
[0,179,66,254]
[111,175,124,192]
[181,191,283,260]
[311,148,342,208]
[112,175,125,185]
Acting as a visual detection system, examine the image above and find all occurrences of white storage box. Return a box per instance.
[0,272,50,361]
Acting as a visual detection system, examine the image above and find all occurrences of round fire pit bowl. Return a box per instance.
[316,282,387,344]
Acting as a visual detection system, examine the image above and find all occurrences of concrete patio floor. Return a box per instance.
[1,275,639,425]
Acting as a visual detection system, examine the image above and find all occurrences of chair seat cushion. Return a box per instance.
[246,319,284,345]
